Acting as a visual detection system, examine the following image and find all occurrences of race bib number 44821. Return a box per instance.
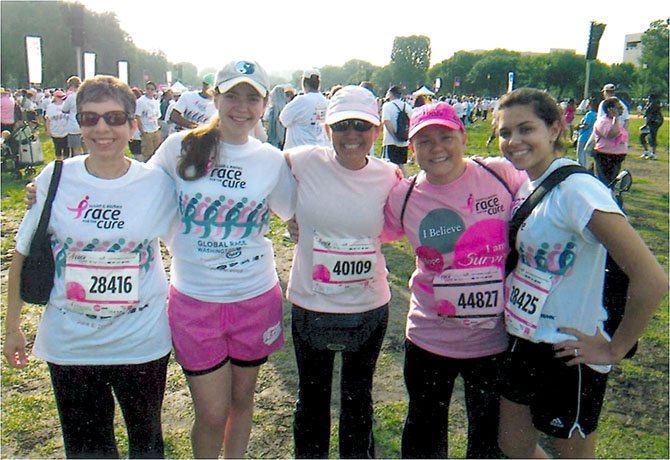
[65,251,140,317]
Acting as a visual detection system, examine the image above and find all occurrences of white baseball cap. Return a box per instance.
[302,68,321,79]
[216,60,270,97]
[325,85,380,126]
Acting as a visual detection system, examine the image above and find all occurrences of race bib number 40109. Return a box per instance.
[312,236,377,295]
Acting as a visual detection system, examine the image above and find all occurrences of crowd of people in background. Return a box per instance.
[2,74,665,171]
[2,63,667,460]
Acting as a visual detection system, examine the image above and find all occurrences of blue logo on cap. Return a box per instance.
[235,61,255,75]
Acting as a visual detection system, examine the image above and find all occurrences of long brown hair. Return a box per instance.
[177,115,221,180]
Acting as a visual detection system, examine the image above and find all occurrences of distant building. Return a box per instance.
[623,33,644,66]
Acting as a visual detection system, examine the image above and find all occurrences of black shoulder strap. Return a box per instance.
[399,174,418,231]
[30,160,63,254]
[506,165,590,274]
[471,158,513,198]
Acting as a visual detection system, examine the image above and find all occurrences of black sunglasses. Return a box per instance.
[76,111,131,127]
[330,119,374,132]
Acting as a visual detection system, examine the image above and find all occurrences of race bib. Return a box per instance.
[434,266,504,329]
[312,235,377,295]
[64,251,140,317]
[505,264,553,340]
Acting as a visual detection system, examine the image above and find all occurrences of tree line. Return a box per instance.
[1,2,667,102]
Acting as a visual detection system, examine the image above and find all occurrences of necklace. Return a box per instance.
[84,158,131,179]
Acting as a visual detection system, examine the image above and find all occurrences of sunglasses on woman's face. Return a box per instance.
[76,111,131,127]
[329,119,374,132]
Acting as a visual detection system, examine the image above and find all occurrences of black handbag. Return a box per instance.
[20,160,63,305]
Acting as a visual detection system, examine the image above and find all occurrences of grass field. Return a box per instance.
[1,111,668,459]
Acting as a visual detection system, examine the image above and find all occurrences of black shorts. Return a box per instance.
[384,144,408,165]
[500,337,609,439]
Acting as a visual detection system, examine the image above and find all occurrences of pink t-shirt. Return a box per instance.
[287,145,401,313]
[384,157,526,358]
[594,117,629,155]
[1,94,15,125]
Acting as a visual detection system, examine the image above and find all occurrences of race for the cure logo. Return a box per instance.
[464,193,505,216]
[69,195,125,229]
[474,194,505,216]
[209,166,247,189]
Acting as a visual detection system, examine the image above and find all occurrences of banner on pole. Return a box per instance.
[507,72,515,93]
[25,36,43,86]
[84,52,96,80]
[118,61,129,84]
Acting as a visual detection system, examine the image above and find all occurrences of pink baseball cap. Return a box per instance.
[409,102,465,139]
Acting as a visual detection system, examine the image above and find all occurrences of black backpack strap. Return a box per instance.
[506,165,590,274]
[471,158,513,198]
[399,174,418,231]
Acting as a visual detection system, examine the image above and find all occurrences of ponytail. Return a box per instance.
[177,115,221,180]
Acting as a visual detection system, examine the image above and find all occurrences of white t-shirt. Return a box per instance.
[61,91,80,135]
[135,95,161,133]
[172,91,216,127]
[382,99,411,147]
[150,133,296,302]
[45,102,69,138]
[15,156,178,365]
[509,158,623,372]
[279,92,329,149]
[286,145,401,313]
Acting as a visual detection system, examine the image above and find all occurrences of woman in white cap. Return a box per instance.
[285,85,400,458]
[44,90,69,159]
[383,102,526,458]
[279,68,329,149]
[149,59,296,458]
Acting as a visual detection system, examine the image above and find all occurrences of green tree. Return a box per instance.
[515,54,549,91]
[371,65,394,95]
[390,35,431,92]
[544,51,584,98]
[466,50,520,97]
[1,1,73,88]
[429,51,482,95]
[639,19,669,96]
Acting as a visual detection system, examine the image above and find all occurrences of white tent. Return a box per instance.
[170,81,188,94]
[412,86,435,97]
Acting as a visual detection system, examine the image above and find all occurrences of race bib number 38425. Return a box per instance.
[65,251,140,317]
[504,264,553,339]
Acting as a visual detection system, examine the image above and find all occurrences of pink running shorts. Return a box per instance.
[167,283,284,375]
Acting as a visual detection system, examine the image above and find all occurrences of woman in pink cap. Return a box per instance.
[384,102,527,458]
